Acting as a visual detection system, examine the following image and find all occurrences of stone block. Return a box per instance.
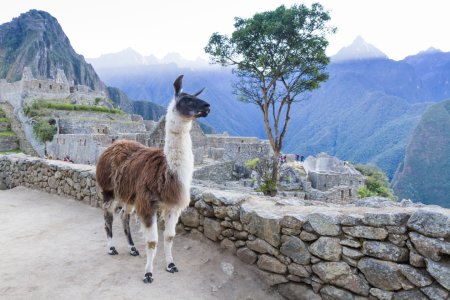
[358,258,404,291]
[369,288,395,300]
[280,214,307,229]
[288,263,310,278]
[240,204,281,247]
[300,231,319,241]
[343,247,364,260]
[407,208,450,238]
[409,232,450,261]
[257,254,287,274]
[341,214,364,226]
[398,265,433,287]
[251,267,288,286]
[340,239,361,248]
[343,226,388,240]
[203,218,224,241]
[309,237,342,261]
[308,210,343,236]
[280,236,311,265]
[363,211,409,227]
[237,247,257,264]
[194,200,214,217]
[392,290,428,300]
[420,282,449,300]
[246,238,280,257]
[362,241,409,262]
[278,283,322,300]
[220,238,237,254]
[425,258,450,290]
[320,285,354,300]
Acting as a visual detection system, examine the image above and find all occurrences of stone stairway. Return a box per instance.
[0,102,38,156]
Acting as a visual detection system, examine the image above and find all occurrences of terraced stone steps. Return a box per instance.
[0,102,37,156]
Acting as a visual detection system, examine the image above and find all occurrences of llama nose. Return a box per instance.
[204,103,210,108]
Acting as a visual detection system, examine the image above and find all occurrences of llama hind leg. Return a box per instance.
[164,207,180,273]
[102,191,118,255]
[142,213,158,283]
[120,204,139,256]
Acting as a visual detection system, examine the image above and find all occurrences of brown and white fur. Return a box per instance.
[96,75,210,283]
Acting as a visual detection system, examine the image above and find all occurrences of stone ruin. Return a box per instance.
[1,154,449,300]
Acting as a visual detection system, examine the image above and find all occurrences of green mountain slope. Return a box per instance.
[0,10,105,91]
[391,99,450,208]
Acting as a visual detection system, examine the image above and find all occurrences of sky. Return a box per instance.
[1,0,449,61]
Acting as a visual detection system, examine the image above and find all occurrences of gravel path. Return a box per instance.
[0,187,283,300]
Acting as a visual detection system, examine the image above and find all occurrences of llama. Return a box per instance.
[96,75,210,283]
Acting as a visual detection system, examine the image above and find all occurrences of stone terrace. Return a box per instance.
[1,154,449,300]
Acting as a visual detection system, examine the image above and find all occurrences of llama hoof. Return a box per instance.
[108,247,118,255]
[143,272,153,283]
[166,263,179,273]
[130,247,139,256]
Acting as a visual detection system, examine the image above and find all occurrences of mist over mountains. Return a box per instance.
[88,36,450,179]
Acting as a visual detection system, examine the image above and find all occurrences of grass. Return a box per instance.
[0,148,25,155]
[0,117,9,122]
[0,130,17,136]
[25,99,126,116]
[65,117,139,124]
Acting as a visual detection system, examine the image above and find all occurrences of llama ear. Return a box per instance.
[193,87,205,97]
[173,75,184,97]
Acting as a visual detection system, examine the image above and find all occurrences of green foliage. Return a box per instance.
[32,117,55,143]
[0,148,25,154]
[95,97,102,105]
[245,158,278,196]
[0,130,17,136]
[356,163,397,200]
[0,117,9,122]
[25,100,125,114]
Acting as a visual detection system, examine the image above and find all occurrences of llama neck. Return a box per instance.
[164,101,194,193]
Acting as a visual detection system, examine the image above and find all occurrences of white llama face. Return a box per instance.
[173,75,210,119]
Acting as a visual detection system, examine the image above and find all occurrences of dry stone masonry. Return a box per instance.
[1,154,449,300]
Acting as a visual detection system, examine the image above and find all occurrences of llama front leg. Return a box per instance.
[120,204,139,256]
[102,191,118,255]
[164,207,180,273]
[142,213,158,283]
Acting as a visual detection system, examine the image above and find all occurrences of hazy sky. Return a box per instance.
[1,0,449,61]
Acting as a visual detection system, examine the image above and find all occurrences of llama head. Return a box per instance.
[172,75,210,119]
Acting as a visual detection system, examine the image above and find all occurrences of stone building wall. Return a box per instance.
[58,118,145,134]
[309,171,366,192]
[0,136,20,151]
[45,110,142,122]
[222,141,274,165]
[1,154,449,300]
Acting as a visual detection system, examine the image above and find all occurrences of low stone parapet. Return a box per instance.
[1,154,450,300]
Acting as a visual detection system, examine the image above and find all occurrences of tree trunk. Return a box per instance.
[271,151,279,196]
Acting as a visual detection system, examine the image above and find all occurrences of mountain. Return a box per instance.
[85,48,149,69]
[331,36,388,62]
[92,64,266,137]
[391,99,450,208]
[0,10,105,91]
[87,50,209,70]
[402,48,450,102]
[107,86,166,121]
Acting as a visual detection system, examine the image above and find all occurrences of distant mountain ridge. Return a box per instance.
[86,49,209,69]
[392,99,450,208]
[331,36,388,62]
[0,10,106,91]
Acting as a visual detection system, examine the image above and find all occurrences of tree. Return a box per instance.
[205,3,336,188]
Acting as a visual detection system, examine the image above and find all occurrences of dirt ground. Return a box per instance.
[0,187,284,300]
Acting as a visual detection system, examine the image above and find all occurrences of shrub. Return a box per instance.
[356,163,397,201]
[33,117,55,143]
[245,158,278,196]
[95,97,102,105]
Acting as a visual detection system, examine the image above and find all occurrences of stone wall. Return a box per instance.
[44,110,143,122]
[0,136,20,151]
[223,141,274,165]
[193,161,234,183]
[58,118,145,134]
[0,119,10,131]
[2,155,450,300]
[309,171,366,192]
